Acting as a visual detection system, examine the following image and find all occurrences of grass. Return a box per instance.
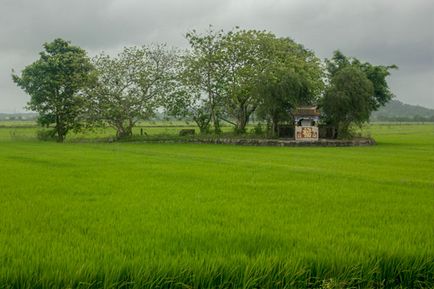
[0,120,239,142]
[0,123,433,288]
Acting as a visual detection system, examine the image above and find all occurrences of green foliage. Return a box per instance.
[36,129,56,141]
[218,29,274,133]
[12,31,399,142]
[256,72,310,136]
[176,26,226,134]
[221,30,323,133]
[174,28,324,135]
[250,122,265,135]
[323,66,374,137]
[326,50,397,111]
[322,51,398,136]
[89,45,178,138]
[0,124,433,288]
[12,38,95,142]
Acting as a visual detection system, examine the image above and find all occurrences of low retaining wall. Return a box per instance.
[143,138,376,147]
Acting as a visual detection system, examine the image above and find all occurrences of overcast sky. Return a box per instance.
[1,0,433,112]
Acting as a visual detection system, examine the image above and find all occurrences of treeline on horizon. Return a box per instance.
[3,111,434,124]
[12,27,397,142]
[372,114,434,122]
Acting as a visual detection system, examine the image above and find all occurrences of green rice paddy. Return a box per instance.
[0,124,433,288]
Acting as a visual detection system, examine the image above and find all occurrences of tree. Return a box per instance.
[326,50,397,110]
[323,50,397,137]
[12,38,95,142]
[170,28,324,135]
[255,37,323,136]
[180,27,226,133]
[89,45,177,138]
[220,30,324,133]
[256,72,309,136]
[164,61,213,134]
[322,66,374,137]
[218,29,272,133]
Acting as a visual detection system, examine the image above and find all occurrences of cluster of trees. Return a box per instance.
[322,51,397,136]
[13,28,396,142]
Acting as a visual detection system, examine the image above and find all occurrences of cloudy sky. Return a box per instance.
[1,0,433,112]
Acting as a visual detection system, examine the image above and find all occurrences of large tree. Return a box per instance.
[178,27,226,133]
[171,28,324,135]
[255,37,324,136]
[256,72,309,136]
[326,50,397,110]
[322,66,374,137]
[164,59,214,134]
[218,29,272,133]
[221,31,323,133]
[12,38,95,142]
[89,45,177,138]
[323,51,397,137]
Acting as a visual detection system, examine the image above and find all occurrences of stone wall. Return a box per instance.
[143,138,376,147]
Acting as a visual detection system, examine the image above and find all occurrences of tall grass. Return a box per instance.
[0,124,433,288]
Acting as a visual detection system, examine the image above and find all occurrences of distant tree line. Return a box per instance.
[372,115,434,122]
[12,27,397,142]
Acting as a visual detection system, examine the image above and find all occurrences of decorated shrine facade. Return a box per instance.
[293,106,320,141]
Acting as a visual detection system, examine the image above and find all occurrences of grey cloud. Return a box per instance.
[0,0,433,112]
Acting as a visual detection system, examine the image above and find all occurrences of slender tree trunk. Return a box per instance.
[55,115,65,143]
[194,117,211,134]
[211,109,221,134]
[235,106,253,134]
[117,129,131,138]
[56,131,64,143]
[337,121,350,139]
[116,124,133,139]
[235,106,245,134]
[271,117,279,137]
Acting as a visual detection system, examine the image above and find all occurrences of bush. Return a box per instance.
[36,129,56,141]
[251,123,264,136]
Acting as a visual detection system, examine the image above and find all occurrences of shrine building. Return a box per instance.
[293,106,320,141]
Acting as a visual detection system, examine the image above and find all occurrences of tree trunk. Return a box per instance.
[114,118,135,139]
[56,132,64,143]
[194,117,211,134]
[211,111,221,134]
[55,115,65,143]
[235,107,249,134]
[271,118,279,137]
[337,121,351,139]
[116,126,132,139]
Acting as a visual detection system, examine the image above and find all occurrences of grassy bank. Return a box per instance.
[0,124,433,288]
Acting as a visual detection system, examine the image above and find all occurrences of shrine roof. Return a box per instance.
[292,106,320,116]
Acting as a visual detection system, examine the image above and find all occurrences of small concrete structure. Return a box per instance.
[293,106,320,141]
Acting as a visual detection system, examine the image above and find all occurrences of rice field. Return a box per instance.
[0,123,433,288]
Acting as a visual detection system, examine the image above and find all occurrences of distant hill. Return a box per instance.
[371,100,434,122]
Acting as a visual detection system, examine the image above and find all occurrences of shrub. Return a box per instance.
[36,129,57,141]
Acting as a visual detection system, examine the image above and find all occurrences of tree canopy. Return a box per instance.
[13,30,397,141]
[323,51,397,137]
[326,50,397,111]
[322,66,374,137]
[167,27,227,133]
[12,38,95,142]
[88,45,177,138]
[171,28,324,134]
